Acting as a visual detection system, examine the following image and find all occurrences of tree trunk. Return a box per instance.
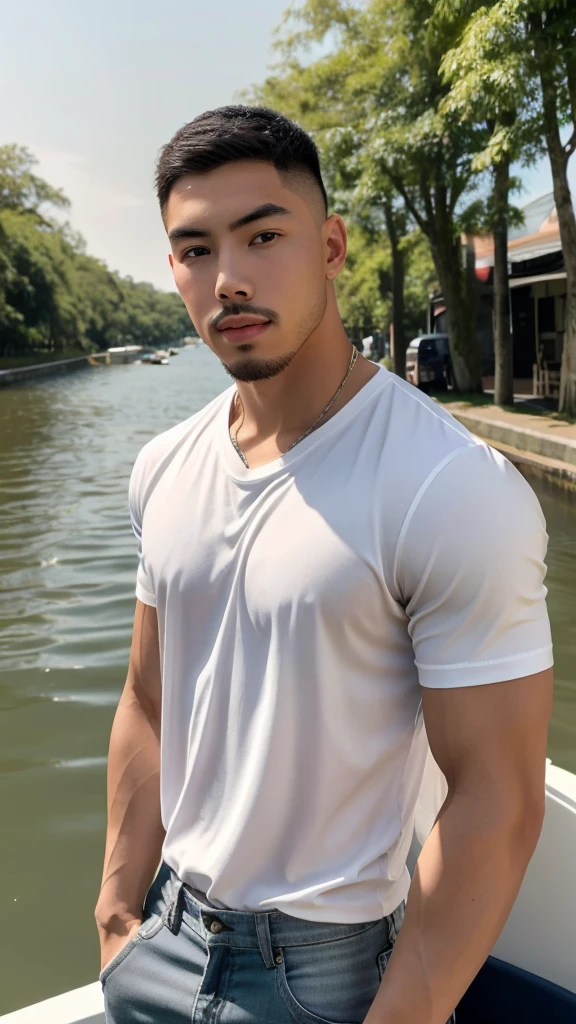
[430,234,483,393]
[540,53,576,416]
[388,164,482,391]
[384,201,407,378]
[492,157,514,406]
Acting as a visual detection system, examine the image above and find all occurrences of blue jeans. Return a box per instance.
[101,861,456,1023]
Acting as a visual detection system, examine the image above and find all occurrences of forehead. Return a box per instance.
[163,160,312,232]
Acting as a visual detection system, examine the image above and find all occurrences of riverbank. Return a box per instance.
[435,395,576,489]
[0,356,93,387]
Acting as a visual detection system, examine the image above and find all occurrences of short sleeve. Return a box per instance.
[128,449,157,608]
[396,444,553,688]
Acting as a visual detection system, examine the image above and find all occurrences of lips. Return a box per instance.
[217,316,270,331]
[216,317,272,343]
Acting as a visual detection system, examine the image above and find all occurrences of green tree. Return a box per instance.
[384,201,409,377]
[0,145,69,216]
[254,0,487,391]
[0,209,85,355]
[439,2,521,406]
[0,144,191,359]
[403,230,439,340]
[439,0,576,413]
[251,9,421,379]
[336,222,390,344]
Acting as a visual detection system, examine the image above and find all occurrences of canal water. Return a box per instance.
[0,345,575,1014]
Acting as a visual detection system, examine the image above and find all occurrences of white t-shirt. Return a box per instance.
[129,367,552,923]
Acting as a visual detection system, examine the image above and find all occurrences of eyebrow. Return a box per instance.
[168,203,291,242]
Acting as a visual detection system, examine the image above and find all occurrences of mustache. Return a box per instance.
[209,303,279,330]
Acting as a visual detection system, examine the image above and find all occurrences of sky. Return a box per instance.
[1,0,574,292]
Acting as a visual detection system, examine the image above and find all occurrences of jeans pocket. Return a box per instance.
[275,921,389,1024]
[276,956,355,1024]
[99,931,144,985]
[99,908,167,984]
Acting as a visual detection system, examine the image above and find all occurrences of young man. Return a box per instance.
[95,106,553,1024]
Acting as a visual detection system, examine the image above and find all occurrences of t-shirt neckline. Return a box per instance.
[219,365,391,482]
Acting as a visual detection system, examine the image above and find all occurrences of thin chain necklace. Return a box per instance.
[229,346,359,469]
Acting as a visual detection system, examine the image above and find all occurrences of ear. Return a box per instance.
[168,253,174,270]
[324,214,347,280]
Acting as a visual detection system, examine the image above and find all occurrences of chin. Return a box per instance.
[223,350,297,383]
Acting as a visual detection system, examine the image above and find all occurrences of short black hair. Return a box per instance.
[155,105,328,215]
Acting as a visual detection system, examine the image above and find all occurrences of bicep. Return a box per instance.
[422,668,554,811]
[399,447,554,806]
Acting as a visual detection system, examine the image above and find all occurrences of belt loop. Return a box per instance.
[255,913,276,970]
[388,901,405,946]
[165,880,184,935]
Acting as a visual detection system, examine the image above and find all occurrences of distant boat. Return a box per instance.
[149,350,169,365]
[168,347,181,356]
[106,345,143,365]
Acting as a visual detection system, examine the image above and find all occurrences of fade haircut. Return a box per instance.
[155,105,328,216]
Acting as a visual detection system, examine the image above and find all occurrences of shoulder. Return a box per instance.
[375,373,485,502]
[129,386,233,508]
[396,439,549,640]
[379,372,544,520]
[371,374,546,594]
[372,373,480,578]
[399,437,544,553]
[379,371,476,450]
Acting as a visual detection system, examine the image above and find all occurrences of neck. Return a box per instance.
[231,297,370,441]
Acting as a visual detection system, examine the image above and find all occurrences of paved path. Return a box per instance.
[445,400,576,443]
[437,399,576,470]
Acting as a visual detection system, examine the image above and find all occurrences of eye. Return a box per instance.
[183,246,210,259]
[251,231,280,245]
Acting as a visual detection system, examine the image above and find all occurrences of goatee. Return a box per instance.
[223,350,297,382]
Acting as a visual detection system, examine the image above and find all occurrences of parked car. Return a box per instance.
[405,334,452,392]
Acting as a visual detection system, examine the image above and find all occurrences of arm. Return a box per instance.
[366,444,554,1022]
[95,599,165,970]
[365,667,553,1024]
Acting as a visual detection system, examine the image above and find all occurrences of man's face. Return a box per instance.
[164,160,339,381]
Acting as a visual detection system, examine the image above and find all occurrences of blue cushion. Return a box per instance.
[456,956,576,1022]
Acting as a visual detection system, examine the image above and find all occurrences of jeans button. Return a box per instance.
[210,919,224,934]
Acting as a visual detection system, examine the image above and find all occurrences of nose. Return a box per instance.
[215,258,255,304]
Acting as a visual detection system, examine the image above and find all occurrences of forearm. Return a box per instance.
[95,689,165,934]
[365,790,543,1024]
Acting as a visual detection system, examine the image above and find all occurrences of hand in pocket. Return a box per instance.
[99,919,142,974]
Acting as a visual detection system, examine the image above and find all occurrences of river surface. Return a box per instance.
[0,345,575,1014]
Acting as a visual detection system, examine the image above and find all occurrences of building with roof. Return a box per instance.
[430,193,566,395]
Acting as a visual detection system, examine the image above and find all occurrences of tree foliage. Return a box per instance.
[437,0,576,414]
[250,0,576,405]
[0,146,190,359]
[251,0,491,391]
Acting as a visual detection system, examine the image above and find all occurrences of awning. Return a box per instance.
[509,272,566,288]
[508,242,563,262]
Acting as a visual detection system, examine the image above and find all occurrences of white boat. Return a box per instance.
[105,346,143,365]
[2,758,574,1022]
[149,350,170,365]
